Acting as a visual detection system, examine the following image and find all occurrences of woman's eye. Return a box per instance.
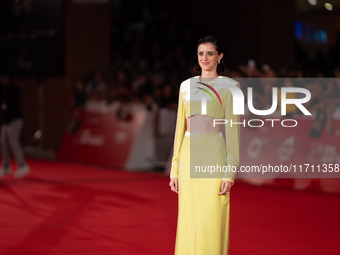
[198,51,215,56]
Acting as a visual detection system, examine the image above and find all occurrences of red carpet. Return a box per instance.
[0,159,339,255]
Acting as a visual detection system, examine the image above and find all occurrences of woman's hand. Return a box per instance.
[219,180,233,195]
[169,178,179,194]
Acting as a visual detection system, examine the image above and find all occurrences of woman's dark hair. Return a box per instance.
[193,35,225,75]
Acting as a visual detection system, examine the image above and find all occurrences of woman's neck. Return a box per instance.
[200,70,219,82]
[201,70,218,79]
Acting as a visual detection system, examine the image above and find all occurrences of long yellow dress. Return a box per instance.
[170,76,240,255]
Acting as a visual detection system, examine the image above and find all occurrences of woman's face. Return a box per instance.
[197,43,223,73]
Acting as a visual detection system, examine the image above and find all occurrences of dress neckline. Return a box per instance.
[198,75,221,84]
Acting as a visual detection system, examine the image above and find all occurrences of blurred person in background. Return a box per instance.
[69,80,86,133]
[308,68,340,137]
[0,72,30,178]
[85,69,108,101]
[108,68,131,103]
[308,79,331,138]
[325,66,340,133]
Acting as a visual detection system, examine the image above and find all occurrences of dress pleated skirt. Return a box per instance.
[175,131,230,255]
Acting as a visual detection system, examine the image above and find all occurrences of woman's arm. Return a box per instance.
[222,83,241,185]
[170,85,187,179]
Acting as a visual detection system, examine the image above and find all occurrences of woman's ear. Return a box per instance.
[219,53,224,62]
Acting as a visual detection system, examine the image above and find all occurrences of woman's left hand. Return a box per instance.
[219,180,233,195]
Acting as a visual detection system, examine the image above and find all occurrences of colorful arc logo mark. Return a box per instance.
[196,81,222,106]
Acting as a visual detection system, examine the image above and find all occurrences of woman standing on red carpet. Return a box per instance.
[169,35,240,255]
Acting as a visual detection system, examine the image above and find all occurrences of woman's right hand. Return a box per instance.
[169,178,179,194]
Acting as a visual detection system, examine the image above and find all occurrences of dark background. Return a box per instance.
[0,0,339,153]
[0,0,64,76]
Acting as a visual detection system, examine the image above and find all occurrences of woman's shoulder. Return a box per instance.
[218,76,239,86]
[179,76,200,90]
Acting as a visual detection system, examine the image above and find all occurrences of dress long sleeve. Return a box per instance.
[170,86,186,179]
[222,83,240,184]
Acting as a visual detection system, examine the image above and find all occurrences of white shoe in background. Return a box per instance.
[0,167,12,177]
[14,165,30,178]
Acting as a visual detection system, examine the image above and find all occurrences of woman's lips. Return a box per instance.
[201,62,210,65]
